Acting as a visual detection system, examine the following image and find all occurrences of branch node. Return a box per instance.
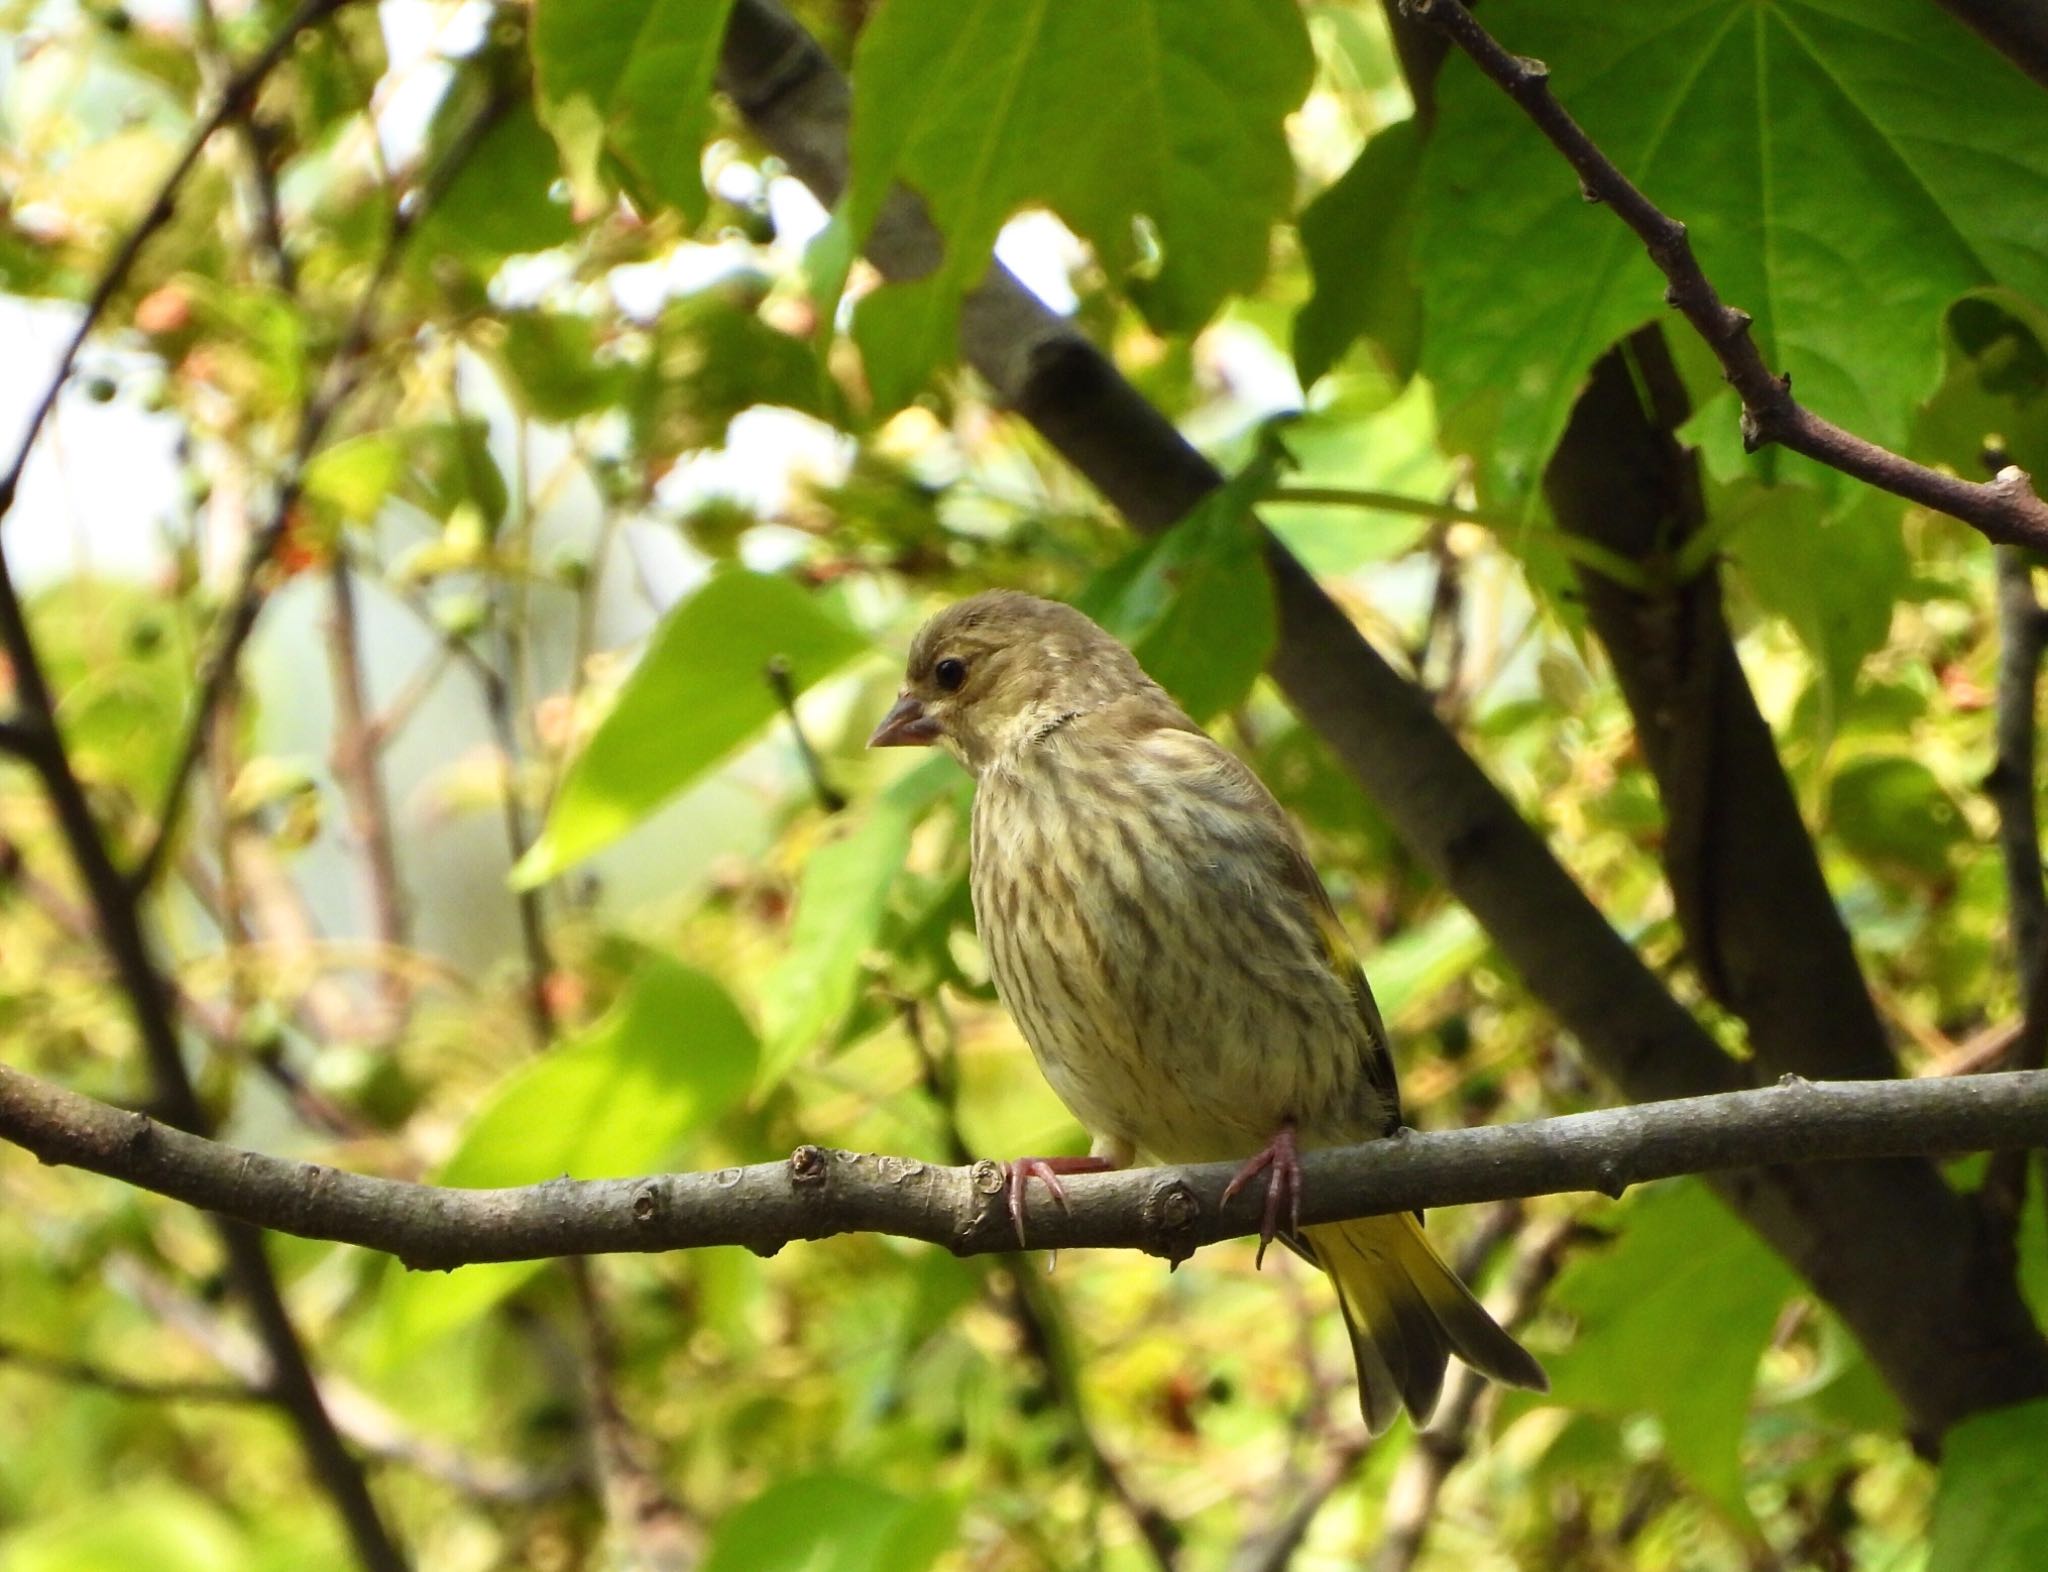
[1778,1072,1811,1091]
[970,1158,1006,1197]
[1594,1156,1628,1199]
[1142,1177,1204,1268]
[789,1144,828,1186]
[631,1183,662,1225]
[1514,54,1549,86]
[1578,178,1604,205]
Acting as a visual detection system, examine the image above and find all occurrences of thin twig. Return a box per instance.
[0,12,413,1564]
[325,545,411,1032]
[1401,0,2048,549]
[1269,486,1521,533]
[0,1335,252,1404]
[366,643,456,751]
[192,0,297,292]
[768,655,848,813]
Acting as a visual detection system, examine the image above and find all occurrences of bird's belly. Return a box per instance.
[972,814,1371,1163]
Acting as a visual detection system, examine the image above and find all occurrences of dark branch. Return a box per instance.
[1544,336,1898,1083]
[6,1061,2048,1267]
[1927,0,2048,89]
[1403,0,2048,550]
[1990,547,2048,1016]
[767,656,848,814]
[1982,545,2048,1231]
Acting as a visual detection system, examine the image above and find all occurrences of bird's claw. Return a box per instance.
[1001,1155,1116,1249]
[1222,1123,1302,1269]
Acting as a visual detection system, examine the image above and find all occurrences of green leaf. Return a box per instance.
[1415,0,2048,500]
[420,102,576,262]
[1913,290,2048,482]
[630,284,830,460]
[845,0,1312,402]
[379,960,757,1354]
[531,0,737,222]
[1931,1398,2048,1572]
[1294,117,1422,390]
[493,309,631,422]
[517,571,867,884]
[759,756,961,1088]
[1827,754,1965,883]
[6,1485,246,1572]
[400,419,510,530]
[302,432,404,524]
[1079,457,1278,720]
[1364,906,1486,1026]
[1721,479,1908,718]
[700,1473,959,1572]
[1543,1180,1796,1518]
[439,958,756,1188]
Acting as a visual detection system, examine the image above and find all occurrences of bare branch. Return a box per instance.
[5,1061,2047,1268]
[1927,0,2048,89]
[767,656,848,814]
[0,1335,251,1405]
[1402,0,2048,550]
[324,547,411,1032]
[1543,337,1898,1084]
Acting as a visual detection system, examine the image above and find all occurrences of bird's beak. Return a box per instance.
[868,692,941,748]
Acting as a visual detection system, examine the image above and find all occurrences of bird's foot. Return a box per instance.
[1222,1122,1301,1269]
[1002,1155,1117,1249]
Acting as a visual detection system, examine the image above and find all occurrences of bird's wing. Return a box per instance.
[1128,715,1405,1132]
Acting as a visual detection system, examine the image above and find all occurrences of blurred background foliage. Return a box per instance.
[1,0,2046,1567]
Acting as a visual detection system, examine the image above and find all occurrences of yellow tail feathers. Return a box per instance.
[1303,1212,1547,1436]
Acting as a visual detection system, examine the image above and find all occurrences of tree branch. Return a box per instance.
[1926,0,2048,89]
[1543,335,1898,1084]
[1982,545,2048,1231]
[5,1061,2046,1267]
[1402,0,2048,550]
[1990,547,2048,1016]
[324,547,412,1035]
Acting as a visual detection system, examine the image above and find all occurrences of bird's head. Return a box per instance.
[868,591,1153,773]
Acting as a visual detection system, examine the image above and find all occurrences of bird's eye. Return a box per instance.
[934,657,968,693]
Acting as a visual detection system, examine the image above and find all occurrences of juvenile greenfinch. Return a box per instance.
[871,590,1544,1434]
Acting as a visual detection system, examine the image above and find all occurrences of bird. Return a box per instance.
[868,589,1545,1434]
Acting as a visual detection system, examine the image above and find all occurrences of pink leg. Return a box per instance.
[1222,1122,1302,1269]
[1003,1155,1118,1248]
